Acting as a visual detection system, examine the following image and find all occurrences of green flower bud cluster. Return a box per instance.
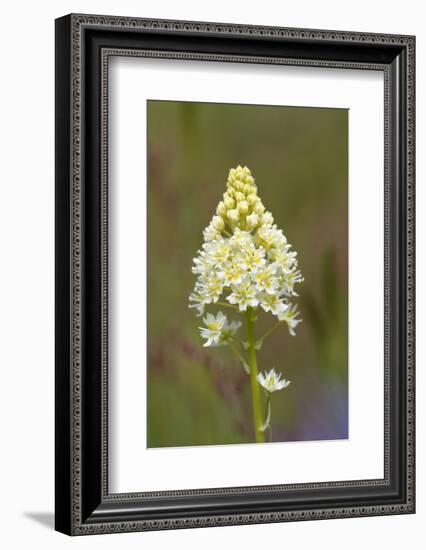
[215,165,273,233]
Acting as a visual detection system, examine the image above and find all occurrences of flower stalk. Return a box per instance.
[262,393,272,441]
[246,308,265,443]
[189,166,303,443]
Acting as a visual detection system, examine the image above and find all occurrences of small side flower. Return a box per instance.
[199,311,241,347]
[278,303,302,336]
[257,368,291,393]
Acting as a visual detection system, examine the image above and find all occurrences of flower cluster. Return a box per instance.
[189,165,303,336]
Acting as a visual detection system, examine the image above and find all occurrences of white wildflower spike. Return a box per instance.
[189,165,303,331]
[189,166,303,444]
[257,369,291,393]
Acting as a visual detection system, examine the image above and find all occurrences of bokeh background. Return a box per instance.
[147,100,348,448]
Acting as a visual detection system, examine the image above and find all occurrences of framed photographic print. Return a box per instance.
[55,14,415,535]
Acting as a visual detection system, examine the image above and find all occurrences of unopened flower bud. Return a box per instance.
[212,215,225,231]
[216,201,226,217]
[224,196,235,209]
[227,209,240,224]
[247,193,258,205]
[238,201,249,214]
[254,202,265,216]
[235,191,245,203]
[246,213,259,229]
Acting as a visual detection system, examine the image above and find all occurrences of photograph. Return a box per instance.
[146,100,349,448]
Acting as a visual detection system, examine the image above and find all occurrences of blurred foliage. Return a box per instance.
[147,100,348,447]
[301,248,348,382]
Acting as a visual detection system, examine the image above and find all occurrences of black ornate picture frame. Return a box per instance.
[55,13,415,535]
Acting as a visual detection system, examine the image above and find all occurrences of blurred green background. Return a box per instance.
[147,100,348,447]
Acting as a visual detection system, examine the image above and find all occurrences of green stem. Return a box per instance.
[267,396,272,443]
[259,392,273,442]
[263,393,271,430]
[246,308,265,443]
